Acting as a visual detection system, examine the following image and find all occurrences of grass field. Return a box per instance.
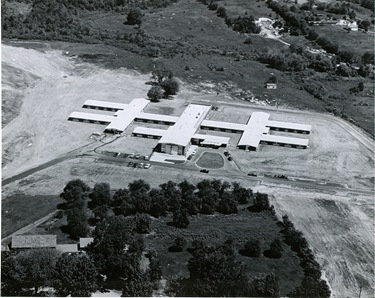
[196,152,225,169]
[314,25,374,56]
[1,194,61,237]
[145,209,304,296]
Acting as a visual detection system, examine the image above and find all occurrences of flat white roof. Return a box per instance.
[105,99,149,132]
[267,120,312,132]
[261,134,309,146]
[69,112,114,123]
[193,134,230,145]
[56,244,79,253]
[83,100,128,110]
[137,113,179,123]
[79,237,94,248]
[133,127,167,137]
[201,120,246,132]
[158,104,211,147]
[238,112,270,147]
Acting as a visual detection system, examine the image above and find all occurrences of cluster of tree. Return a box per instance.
[111,179,256,229]
[1,249,98,296]
[61,179,258,233]
[197,0,260,34]
[73,212,161,294]
[166,240,280,296]
[240,238,283,259]
[280,215,331,297]
[147,68,180,101]
[60,179,91,239]
[1,0,176,44]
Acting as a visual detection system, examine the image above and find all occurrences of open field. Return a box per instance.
[145,209,304,296]
[1,194,61,238]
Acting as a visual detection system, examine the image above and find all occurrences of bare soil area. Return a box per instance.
[207,105,374,189]
[262,186,374,298]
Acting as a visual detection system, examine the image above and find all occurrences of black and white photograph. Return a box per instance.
[1,0,374,297]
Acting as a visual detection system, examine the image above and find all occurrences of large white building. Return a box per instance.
[68,98,312,156]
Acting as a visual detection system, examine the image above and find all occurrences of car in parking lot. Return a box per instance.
[127,162,134,167]
[138,162,144,168]
[135,154,141,159]
[200,169,210,173]
[123,154,129,158]
[133,162,138,168]
[144,163,151,169]
[128,154,135,159]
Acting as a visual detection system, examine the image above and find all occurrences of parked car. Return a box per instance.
[133,163,138,168]
[128,162,134,167]
[224,151,229,156]
[113,152,120,157]
[138,162,144,168]
[248,173,257,177]
[144,163,151,169]
[228,156,233,161]
[200,169,210,173]
[135,154,141,159]
[128,154,135,159]
[144,155,149,160]
[123,154,129,158]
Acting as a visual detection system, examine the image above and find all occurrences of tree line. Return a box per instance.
[2,178,331,297]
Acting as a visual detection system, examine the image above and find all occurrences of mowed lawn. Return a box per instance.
[145,209,304,296]
[1,194,61,237]
[196,152,225,169]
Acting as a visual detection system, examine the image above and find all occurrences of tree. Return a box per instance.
[361,51,374,65]
[216,193,238,214]
[152,68,173,84]
[88,216,136,279]
[126,9,142,25]
[2,249,59,295]
[147,86,163,102]
[172,208,190,228]
[122,272,153,297]
[249,273,280,297]
[89,182,111,210]
[161,78,180,96]
[168,236,187,252]
[147,252,163,281]
[60,179,90,208]
[248,192,273,212]
[289,276,331,298]
[264,239,283,259]
[149,189,168,218]
[241,238,262,257]
[54,254,97,297]
[184,242,249,296]
[134,213,151,234]
[66,207,90,239]
[217,6,227,18]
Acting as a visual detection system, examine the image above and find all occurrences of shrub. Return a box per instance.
[241,239,262,257]
[263,239,283,259]
[126,9,142,25]
[161,78,180,96]
[168,237,187,252]
[147,86,163,102]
